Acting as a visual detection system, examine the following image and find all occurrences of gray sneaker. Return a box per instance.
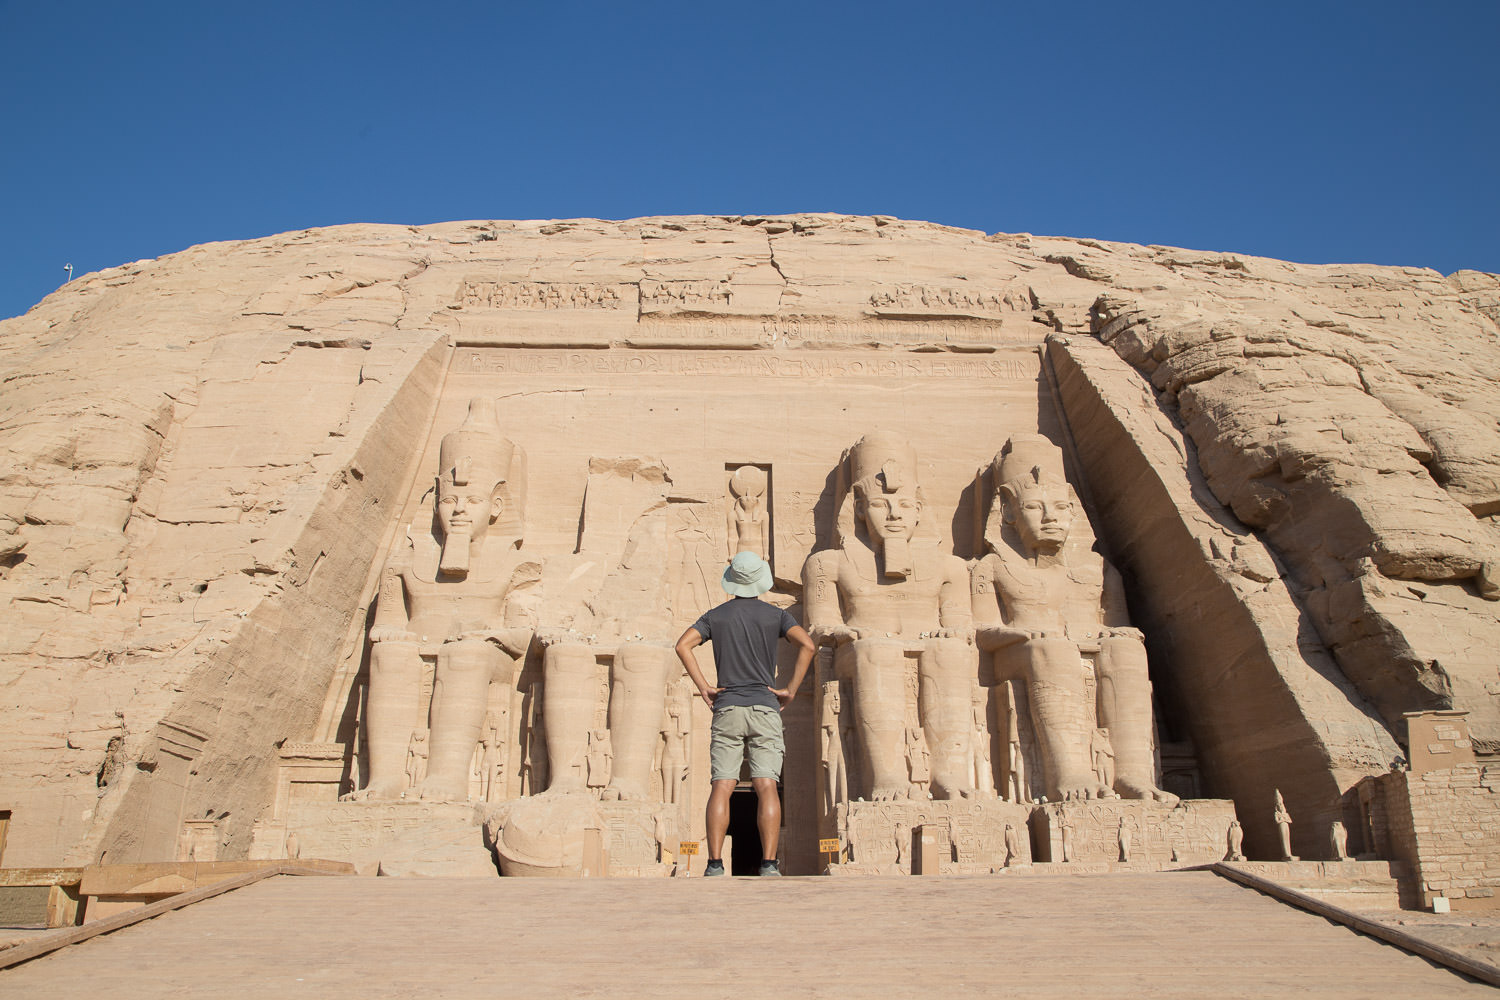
[758,860,781,877]
[703,859,726,876]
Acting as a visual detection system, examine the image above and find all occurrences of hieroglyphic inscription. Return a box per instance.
[869,284,1033,314]
[622,317,1040,348]
[453,349,1037,381]
[777,318,1035,348]
[458,281,630,310]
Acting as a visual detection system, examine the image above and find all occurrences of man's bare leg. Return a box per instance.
[753,776,781,863]
[706,778,736,861]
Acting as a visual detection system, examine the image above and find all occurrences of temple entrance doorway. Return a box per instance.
[726,783,782,875]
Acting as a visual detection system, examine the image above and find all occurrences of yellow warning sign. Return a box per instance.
[819,838,840,853]
[677,841,700,855]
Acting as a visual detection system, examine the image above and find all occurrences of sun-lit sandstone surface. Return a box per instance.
[0,215,1496,889]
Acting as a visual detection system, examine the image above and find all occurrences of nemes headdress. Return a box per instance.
[983,434,1072,553]
[849,432,919,500]
[439,397,514,491]
[436,397,527,541]
[995,434,1066,499]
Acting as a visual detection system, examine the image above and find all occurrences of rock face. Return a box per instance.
[0,215,1494,871]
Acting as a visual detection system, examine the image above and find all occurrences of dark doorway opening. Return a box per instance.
[727,783,781,875]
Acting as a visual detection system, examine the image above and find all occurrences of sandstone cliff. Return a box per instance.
[0,215,1493,864]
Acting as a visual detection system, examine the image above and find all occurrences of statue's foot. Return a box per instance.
[870,785,907,801]
[604,783,648,802]
[1115,777,1180,807]
[417,779,469,802]
[537,782,585,798]
[1056,783,1096,802]
[342,779,405,802]
[934,786,978,801]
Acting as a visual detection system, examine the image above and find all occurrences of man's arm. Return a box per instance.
[769,625,817,711]
[674,627,721,709]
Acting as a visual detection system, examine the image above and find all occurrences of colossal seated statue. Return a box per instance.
[802,433,976,801]
[970,434,1175,805]
[350,398,537,802]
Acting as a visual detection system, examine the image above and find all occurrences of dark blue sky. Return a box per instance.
[3,1,1496,320]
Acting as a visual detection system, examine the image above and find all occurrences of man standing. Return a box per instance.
[676,551,816,876]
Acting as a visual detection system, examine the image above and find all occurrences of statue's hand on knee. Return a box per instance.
[976,625,1045,651]
[454,626,532,657]
[811,623,863,647]
[369,625,418,644]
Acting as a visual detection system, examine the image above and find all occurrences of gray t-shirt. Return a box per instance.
[691,597,799,710]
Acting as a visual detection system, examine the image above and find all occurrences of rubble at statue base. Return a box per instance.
[2,217,1498,905]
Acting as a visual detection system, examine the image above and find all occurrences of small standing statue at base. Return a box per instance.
[1225,819,1246,862]
[1003,823,1022,867]
[1329,820,1349,861]
[1273,789,1297,861]
[1118,817,1133,862]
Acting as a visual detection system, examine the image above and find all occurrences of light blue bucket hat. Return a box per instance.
[722,551,773,597]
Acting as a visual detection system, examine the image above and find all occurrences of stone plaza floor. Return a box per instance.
[1,870,1494,998]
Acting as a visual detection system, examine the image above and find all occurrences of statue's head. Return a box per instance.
[849,433,923,548]
[993,435,1074,557]
[435,398,522,574]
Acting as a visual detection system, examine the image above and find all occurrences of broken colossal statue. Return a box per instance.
[972,435,1176,805]
[350,398,538,802]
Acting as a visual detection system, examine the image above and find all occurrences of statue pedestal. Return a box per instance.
[829,798,1034,875]
[1031,798,1237,865]
[595,799,679,877]
[483,793,677,878]
[267,800,497,877]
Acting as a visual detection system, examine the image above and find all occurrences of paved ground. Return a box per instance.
[1,871,1494,998]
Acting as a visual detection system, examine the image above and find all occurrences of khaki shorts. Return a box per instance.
[710,705,785,781]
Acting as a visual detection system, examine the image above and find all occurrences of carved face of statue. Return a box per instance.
[1006,483,1073,555]
[857,486,922,544]
[436,477,504,543]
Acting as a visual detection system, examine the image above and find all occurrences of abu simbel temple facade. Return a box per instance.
[2,216,1498,906]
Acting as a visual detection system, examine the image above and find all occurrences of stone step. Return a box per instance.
[1221,859,1409,910]
[1,871,1493,997]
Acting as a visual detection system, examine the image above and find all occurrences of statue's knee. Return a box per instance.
[440,639,499,674]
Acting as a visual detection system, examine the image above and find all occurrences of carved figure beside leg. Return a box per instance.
[1090,727,1117,795]
[1274,789,1297,860]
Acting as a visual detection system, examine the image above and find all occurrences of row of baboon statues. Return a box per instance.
[347,399,1178,810]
